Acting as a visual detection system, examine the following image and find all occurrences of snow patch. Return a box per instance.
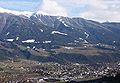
[6,32,10,35]
[74,40,79,43]
[84,32,89,39]
[35,41,40,43]
[57,17,69,27]
[113,41,116,43]
[27,46,30,49]
[22,39,35,43]
[39,79,45,82]
[52,31,68,36]
[84,40,89,43]
[40,29,43,32]
[113,46,116,49]
[64,47,74,50]
[62,21,69,27]
[32,46,36,49]
[118,63,120,66]
[6,39,14,42]
[57,17,62,21]
[79,37,84,40]
[57,17,61,20]
[59,19,63,22]
[43,41,51,44]
[84,46,87,48]
[16,37,19,40]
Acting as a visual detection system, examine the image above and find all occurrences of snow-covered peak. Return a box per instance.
[0,7,33,17]
[35,11,66,17]
[36,11,51,16]
[0,7,60,18]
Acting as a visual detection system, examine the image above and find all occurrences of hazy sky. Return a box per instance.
[0,0,120,22]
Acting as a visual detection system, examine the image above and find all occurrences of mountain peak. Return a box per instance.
[0,7,53,17]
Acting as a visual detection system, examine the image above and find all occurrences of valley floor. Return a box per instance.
[0,59,120,83]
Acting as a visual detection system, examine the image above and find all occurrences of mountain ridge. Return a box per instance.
[0,9,120,63]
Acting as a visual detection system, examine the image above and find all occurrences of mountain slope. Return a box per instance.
[0,11,120,63]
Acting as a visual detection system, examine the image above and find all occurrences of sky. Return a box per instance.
[0,0,120,22]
